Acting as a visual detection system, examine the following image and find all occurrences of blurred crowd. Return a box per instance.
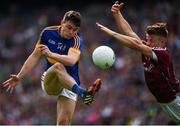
[0,0,180,125]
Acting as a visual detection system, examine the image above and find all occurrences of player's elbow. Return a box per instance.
[66,59,78,66]
[67,62,75,67]
[67,55,79,66]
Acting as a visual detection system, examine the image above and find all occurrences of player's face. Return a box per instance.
[60,21,79,39]
[146,34,160,47]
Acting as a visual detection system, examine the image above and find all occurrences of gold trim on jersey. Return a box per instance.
[35,41,40,48]
[69,47,81,54]
[46,26,59,30]
[39,26,59,42]
[46,57,58,64]
[35,41,41,52]
[40,29,45,39]
[73,35,80,49]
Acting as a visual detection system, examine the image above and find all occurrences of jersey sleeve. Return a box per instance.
[35,29,47,48]
[69,34,83,54]
[39,29,47,45]
[152,48,170,66]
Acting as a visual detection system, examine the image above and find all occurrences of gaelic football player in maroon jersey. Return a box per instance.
[96,1,180,122]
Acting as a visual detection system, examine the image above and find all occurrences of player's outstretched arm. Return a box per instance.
[96,22,152,58]
[2,43,41,93]
[111,1,140,41]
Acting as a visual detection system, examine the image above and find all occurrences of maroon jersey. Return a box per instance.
[142,47,180,103]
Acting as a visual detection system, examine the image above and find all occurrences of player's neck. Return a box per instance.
[58,26,62,37]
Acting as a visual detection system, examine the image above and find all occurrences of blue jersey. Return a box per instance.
[39,26,83,85]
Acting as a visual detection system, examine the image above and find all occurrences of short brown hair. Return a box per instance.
[63,10,82,27]
[146,22,168,37]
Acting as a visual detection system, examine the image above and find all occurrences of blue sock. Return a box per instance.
[72,84,86,98]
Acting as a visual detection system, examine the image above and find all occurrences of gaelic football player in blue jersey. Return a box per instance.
[97,1,180,122]
[3,10,102,125]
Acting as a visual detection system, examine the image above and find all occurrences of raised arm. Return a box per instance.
[96,23,152,58]
[111,1,140,41]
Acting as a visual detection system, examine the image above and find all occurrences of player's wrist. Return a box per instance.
[48,52,53,58]
[112,11,120,15]
[16,75,23,81]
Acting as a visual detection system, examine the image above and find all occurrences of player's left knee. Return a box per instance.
[53,62,64,69]
[53,62,66,74]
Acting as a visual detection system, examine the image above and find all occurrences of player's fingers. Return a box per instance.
[2,78,11,85]
[10,74,16,77]
[10,87,14,94]
[41,50,48,56]
[6,85,11,92]
[10,75,19,80]
[96,23,109,32]
[113,2,123,9]
[10,75,18,79]
[96,22,103,27]
[111,7,120,12]
[115,1,119,4]
[39,45,46,48]
[40,44,48,48]
[3,82,10,87]
[41,48,48,52]
[39,45,47,51]
[2,80,8,85]
[40,46,48,52]
[39,44,46,47]
[112,4,120,10]
[40,47,46,52]
[119,3,124,9]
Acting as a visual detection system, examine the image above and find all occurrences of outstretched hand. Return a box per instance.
[96,22,114,36]
[111,1,124,14]
[2,74,20,93]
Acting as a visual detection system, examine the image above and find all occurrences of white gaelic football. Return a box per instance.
[92,46,115,69]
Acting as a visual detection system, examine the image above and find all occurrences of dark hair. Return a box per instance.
[146,22,168,38]
[62,10,82,27]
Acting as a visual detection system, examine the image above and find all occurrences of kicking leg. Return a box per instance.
[43,62,77,95]
[43,62,102,104]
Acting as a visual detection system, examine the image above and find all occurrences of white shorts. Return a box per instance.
[160,96,180,122]
[41,72,77,101]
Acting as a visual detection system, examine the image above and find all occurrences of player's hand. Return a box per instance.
[111,1,124,14]
[96,22,114,36]
[39,44,52,57]
[2,74,20,93]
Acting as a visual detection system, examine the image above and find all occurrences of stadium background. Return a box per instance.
[0,0,180,125]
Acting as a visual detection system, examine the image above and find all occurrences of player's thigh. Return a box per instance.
[57,96,77,123]
[45,63,77,90]
[42,71,63,95]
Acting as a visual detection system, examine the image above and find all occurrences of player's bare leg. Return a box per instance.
[43,71,62,95]
[43,62,77,95]
[43,62,78,125]
[44,62,102,104]
[56,96,76,125]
